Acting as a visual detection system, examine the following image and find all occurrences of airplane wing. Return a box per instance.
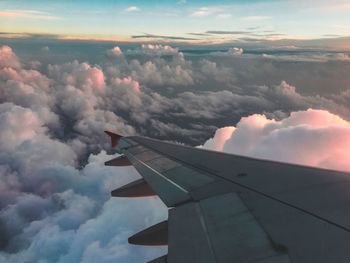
[104,131,350,263]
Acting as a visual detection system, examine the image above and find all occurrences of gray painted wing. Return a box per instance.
[112,135,350,263]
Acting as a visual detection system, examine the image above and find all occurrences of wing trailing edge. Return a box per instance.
[105,155,132,166]
[128,220,168,246]
[110,178,156,197]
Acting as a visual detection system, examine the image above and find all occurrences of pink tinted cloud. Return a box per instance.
[106,46,123,57]
[201,127,236,151]
[203,109,350,171]
[0,10,58,20]
[0,45,21,69]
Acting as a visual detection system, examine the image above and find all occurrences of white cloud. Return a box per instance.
[192,9,210,16]
[191,7,224,17]
[202,109,350,171]
[124,6,140,12]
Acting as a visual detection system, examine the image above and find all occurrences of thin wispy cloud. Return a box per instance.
[191,6,226,17]
[242,16,271,21]
[191,7,211,17]
[0,10,59,20]
[323,34,342,37]
[0,32,59,40]
[131,33,198,41]
[125,6,140,12]
[217,13,231,19]
[206,30,250,35]
[188,32,212,36]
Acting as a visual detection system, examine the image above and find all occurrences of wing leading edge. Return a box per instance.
[105,131,350,263]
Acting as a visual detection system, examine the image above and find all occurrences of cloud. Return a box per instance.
[200,126,235,151]
[0,103,46,152]
[106,46,123,57]
[0,10,59,20]
[0,58,165,261]
[202,109,350,171]
[216,13,231,19]
[228,47,243,55]
[137,44,179,55]
[124,6,140,12]
[41,46,50,52]
[188,32,212,36]
[0,45,21,69]
[205,30,249,35]
[191,6,227,17]
[131,34,198,41]
[192,7,210,17]
[242,16,271,20]
[0,149,167,262]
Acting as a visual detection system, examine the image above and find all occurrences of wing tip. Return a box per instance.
[104,130,123,147]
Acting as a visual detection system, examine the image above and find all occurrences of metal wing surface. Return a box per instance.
[105,131,350,263]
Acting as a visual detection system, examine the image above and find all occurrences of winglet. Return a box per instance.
[104,131,123,147]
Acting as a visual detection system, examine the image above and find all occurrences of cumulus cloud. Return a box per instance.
[0,45,20,69]
[228,47,243,55]
[203,109,350,171]
[0,150,167,263]
[127,44,179,56]
[0,103,46,152]
[106,46,123,57]
[0,45,170,262]
[48,61,105,93]
[1,42,350,262]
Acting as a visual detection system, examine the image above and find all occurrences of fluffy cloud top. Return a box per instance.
[141,44,177,53]
[0,45,21,69]
[228,47,243,55]
[127,44,179,56]
[203,109,350,171]
[106,46,123,57]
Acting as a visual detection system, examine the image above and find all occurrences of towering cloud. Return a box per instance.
[107,46,123,57]
[203,109,350,171]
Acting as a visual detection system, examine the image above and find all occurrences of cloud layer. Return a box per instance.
[1,42,350,262]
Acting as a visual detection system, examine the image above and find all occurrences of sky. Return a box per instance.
[1,0,350,46]
[1,1,350,263]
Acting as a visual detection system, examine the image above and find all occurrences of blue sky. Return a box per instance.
[0,0,350,45]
